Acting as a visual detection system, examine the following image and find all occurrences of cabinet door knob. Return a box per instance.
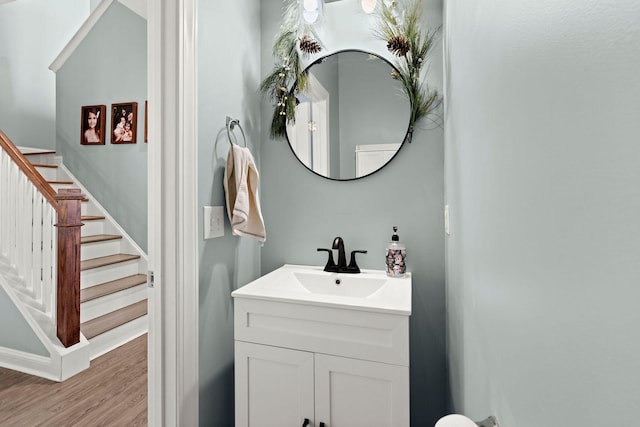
[301,418,310,427]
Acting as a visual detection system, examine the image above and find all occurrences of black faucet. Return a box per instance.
[317,237,367,274]
[332,237,347,270]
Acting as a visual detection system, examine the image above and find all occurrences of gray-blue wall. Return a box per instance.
[261,0,447,424]
[197,0,262,425]
[0,0,88,150]
[0,283,48,356]
[56,2,147,251]
[445,1,640,425]
[338,52,409,178]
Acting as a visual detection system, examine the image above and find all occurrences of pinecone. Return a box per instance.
[387,34,410,57]
[299,35,322,55]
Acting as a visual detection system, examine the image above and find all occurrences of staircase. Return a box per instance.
[19,147,148,360]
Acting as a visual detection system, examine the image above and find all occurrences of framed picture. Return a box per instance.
[80,105,106,145]
[111,102,138,144]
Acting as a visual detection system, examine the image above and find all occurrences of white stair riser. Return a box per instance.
[81,202,100,217]
[81,260,142,288]
[81,240,122,261]
[50,183,76,192]
[86,315,148,360]
[80,284,148,323]
[33,167,59,181]
[81,220,105,236]
[23,154,56,164]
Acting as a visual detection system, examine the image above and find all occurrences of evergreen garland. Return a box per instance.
[261,0,441,140]
[375,0,442,131]
[260,1,323,139]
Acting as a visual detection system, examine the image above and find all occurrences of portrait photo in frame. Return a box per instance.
[111,102,138,144]
[80,105,106,145]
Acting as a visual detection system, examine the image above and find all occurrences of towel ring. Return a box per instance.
[226,116,247,147]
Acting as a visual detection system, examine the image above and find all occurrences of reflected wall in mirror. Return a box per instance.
[286,50,411,180]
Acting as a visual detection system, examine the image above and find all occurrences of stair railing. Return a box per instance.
[0,130,84,347]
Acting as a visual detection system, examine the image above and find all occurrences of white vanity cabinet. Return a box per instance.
[233,293,411,427]
[234,342,314,427]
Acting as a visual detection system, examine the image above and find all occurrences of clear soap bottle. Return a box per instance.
[386,226,406,278]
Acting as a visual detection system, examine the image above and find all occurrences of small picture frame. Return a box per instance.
[111,102,138,144]
[80,105,106,145]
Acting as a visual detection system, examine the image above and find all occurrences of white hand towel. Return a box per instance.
[224,145,266,243]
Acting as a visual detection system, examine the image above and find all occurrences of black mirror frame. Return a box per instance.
[285,49,414,182]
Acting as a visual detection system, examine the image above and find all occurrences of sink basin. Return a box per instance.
[293,271,386,297]
[231,264,411,314]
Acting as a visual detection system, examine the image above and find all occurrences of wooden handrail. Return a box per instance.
[0,130,58,210]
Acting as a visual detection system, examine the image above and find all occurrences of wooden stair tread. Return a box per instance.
[81,254,141,271]
[81,234,123,244]
[81,300,147,339]
[31,163,58,168]
[82,215,106,221]
[22,150,56,156]
[81,274,147,303]
[48,180,74,185]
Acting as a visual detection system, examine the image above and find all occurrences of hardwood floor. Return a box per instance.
[0,334,147,426]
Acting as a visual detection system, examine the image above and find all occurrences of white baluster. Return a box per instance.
[17,173,28,286]
[21,175,31,285]
[33,191,44,307]
[8,161,17,264]
[43,203,56,317]
[0,150,7,256]
[0,148,58,321]
[28,184,42,304]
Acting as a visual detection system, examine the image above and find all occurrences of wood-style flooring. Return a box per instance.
[0,334,147,426]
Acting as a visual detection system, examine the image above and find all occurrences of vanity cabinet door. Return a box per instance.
[314,354,410,427]
[235,341,315,427]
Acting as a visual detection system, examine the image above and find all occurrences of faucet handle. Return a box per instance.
[347,250,368,273]
[317,248,337,272]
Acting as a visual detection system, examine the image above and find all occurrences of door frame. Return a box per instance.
[148,0,199,425]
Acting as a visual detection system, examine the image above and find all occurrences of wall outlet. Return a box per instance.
[204,206,224,239]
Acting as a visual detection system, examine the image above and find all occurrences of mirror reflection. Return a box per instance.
[286,50,411,180]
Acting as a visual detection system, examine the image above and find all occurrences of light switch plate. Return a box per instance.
[444,204,450,236]
[204,206,224,239]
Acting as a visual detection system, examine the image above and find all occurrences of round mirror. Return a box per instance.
[286,50,412,180]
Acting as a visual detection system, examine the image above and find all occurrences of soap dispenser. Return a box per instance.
[386,226,406,277]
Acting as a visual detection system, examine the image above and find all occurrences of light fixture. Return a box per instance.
[301,0,323,24]
[361,0,377,14]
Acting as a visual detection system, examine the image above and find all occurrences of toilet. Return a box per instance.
[435,414,499,427]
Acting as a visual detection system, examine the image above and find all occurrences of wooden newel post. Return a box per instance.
[55,188,85,347]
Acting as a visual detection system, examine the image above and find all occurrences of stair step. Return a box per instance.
[21,150,56,156]
[31,163,58,169]
[81,300,147,339]
[48,180,74,185]
[80,274,147,303]
[81,254,141,271]
[81,234,122,244]
[82,215,106,221]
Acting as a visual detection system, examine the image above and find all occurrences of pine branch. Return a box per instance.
[374,0,442,128]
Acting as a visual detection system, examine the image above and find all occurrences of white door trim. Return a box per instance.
[148,0,199,425]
